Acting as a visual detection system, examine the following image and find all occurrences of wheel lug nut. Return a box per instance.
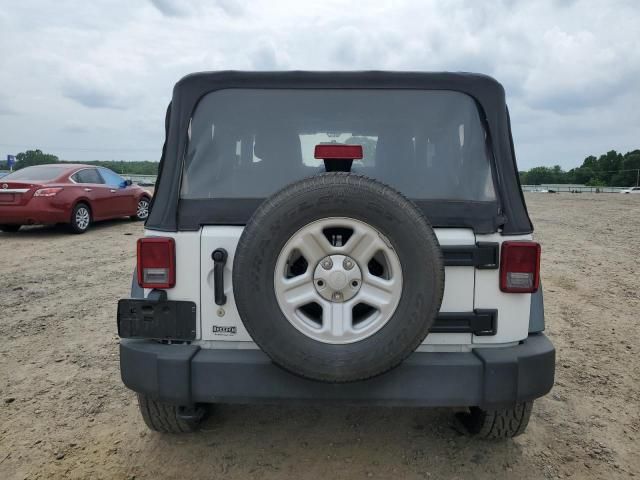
[343,259,354,270]
[332,292,343,301]
[321,259,333,270]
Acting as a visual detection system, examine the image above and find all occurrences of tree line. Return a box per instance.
[2,148,639,187]
[0,150,159,176]
[519,149,640,187]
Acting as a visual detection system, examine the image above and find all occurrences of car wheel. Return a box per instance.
[137,393,207,434]
[70,203,91,234]
[457,401,533,439]
[233,173,445,383]
[0,224,21,233]
[132,197,150,221]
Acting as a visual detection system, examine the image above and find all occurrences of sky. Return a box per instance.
[0,0,638,170]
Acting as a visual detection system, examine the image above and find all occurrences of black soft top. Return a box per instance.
[147,71,532,235]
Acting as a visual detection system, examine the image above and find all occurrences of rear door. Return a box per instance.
[71,168,111,219]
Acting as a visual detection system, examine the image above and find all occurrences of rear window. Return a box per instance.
[2,165,66,182]
[71,168,104,184]
[181,89,496,201]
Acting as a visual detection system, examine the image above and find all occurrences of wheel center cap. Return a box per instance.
[313,254,362,303]
[328,271,348,290]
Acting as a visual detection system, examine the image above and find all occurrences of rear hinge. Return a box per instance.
[441,242,499,269]
[432,309,498,336]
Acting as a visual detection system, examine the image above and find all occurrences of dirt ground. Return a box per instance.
[1,193,639,479]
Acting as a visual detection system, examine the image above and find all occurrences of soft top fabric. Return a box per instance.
[147,71,532,235]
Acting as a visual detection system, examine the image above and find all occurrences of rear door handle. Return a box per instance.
[211,249,228,306]
[84,188,92,192]
[110,189,117,193]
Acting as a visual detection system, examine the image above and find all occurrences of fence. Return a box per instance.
[522,184,628,193]
[122,174,157,185]
[119,179,628,193]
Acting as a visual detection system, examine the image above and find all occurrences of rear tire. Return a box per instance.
[132,197,150,221]
[137,393,206,434]
[457,401,533,439]
[0,224,21,232]
[69,203,91,234]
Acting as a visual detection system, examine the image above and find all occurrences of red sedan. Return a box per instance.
[0,164,152,233]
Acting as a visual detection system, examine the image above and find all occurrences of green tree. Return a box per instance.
[524,166,556,184]
[519,171,528,184]
[521,149,639,187]
[15,149,60,169]
[611,150,640,186]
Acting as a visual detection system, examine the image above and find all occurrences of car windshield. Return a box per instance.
[181,89,496,201]
[2,165,66,182]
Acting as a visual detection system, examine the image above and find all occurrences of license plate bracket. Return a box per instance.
[117,298,197,340]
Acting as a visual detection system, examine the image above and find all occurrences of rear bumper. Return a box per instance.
[0,201,69,225]
[119,333,555,408]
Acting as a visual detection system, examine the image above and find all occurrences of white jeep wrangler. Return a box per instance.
[118,71,555,439]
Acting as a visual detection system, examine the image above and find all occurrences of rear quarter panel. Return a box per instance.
[473,232,533,344]
[143,230,202,339]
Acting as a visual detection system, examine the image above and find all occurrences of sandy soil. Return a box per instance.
[1,193,639,479]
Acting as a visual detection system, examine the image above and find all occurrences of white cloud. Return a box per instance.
[0,0,638,168]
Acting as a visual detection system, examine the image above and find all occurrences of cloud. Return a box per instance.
[0,95,18,116]
[149,0,243,18]
[0,0,639,169]
[215,0,244,17]
[62,82,130,110]
[522,27,640,113]
[60,122,91,134]
[249,40,289,70]
[60,64,137,110]
[149,0,192,17]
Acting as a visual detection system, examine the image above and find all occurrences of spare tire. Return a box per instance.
[233,173,444,382]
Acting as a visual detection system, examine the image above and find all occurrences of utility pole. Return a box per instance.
[636,168,639,187]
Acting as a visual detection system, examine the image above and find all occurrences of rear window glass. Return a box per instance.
[2,166,66,182]
[72,168,104,184]
[181,89,496,201]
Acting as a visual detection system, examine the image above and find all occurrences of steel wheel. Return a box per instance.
[274,217,403,344]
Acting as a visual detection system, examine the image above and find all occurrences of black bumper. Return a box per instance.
[119,333,555,408]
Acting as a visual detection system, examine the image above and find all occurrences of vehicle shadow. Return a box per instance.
[125,404,529,479]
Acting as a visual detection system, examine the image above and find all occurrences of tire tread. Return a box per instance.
[137,393,197,434]
[461,401,533,439]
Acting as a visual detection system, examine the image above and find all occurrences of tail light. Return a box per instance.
[34,187,63,197]
[500,241,541,293]
[137,237,176,288]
